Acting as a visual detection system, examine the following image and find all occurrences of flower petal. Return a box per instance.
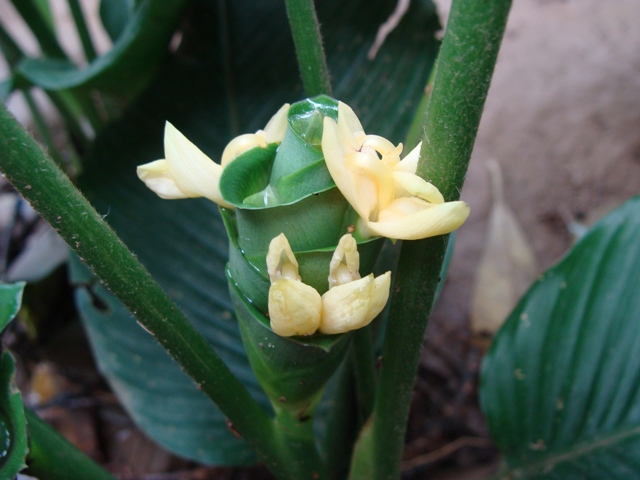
[269,279,322,336]
[337,101,366,149]
[393,171,445,204]
[319,271,391,334]
[322,117,369,219]
[261,103,290,143]
[328,234,361,288]
[394,142,421,174]
[137,159,189,199]
[266,233,300,282]
[369,199,470,240]
[220,133,265,167]
[163,122,232,207]
[346,151,395,216]
[362,135,402,165]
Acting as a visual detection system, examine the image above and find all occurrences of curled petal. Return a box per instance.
[369,199,470,241]
[323,117,368,219]
[319,271,391,335]
[328,234,361,288]
[267,233,300,283]
[346,151,395,216]
[138,122,232,207]
[337,101,366,149]
[261,103,291,143]
[221,134,266,167]
[362,135,403,166]
[222,104,291,166]
[394,142,421,174]
[137,160,187,199]
[269,279,322,336]
[393,171,445,204]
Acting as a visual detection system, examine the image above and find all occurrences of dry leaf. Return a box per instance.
[471,160,537,338]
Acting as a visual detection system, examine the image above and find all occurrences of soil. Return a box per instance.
[3,0,640,478]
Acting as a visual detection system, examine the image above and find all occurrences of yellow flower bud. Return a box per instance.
[266,233,391,337]
[267,234,321,336]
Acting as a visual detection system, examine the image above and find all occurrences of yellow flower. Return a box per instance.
[267,233,391,337]
[137,104,290,208]
[267,233,322,337]
[321,102,470,240]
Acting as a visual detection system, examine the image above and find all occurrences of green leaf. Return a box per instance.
[76,0,440,466]
[229,272,352,412]
[0,282,27,478]
[14,0,186,96]
[99,0,134,42]
[0,282,25,333]
[72,278,259,465]
[0,352,27,478]
[481,196,640,479]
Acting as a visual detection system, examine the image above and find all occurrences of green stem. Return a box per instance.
[0,105,297,478]
[321,360,360,480]
[24,408,115,480]
[273,409,329,480]
[68,0,97,62]
[403,63,437,152]
[367,1,512,479]
[283,0,332,96]
[419,0,512,200]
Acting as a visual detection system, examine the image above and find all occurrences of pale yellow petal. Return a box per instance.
[393,171,445,204]
[163,122,232,207]
[369,271,392,320]
[261,103,290,143]
[328,234,361,288]
[319,272,391,334]
[337,101,366,149]
[394,142,422,174]
[369,200,470,240]
[266,233,300,283]
[269,279,322,336]
[362,135,403,165]
[137,160,188,199]
[346,151,395,215]
[322,117,369,220]
[221,133,265,167]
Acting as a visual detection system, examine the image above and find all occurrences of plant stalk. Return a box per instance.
[365,0,512,479]
[283,0,332,96]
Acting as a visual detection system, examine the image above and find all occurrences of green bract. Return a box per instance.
[220,96,384,410]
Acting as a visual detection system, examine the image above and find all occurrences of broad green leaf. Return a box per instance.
[481,196,640,479]
[76,0,440,465]
[0,282,27,479]
[14,0,186,96]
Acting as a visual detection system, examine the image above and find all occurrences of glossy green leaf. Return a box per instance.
[76,0,439,466]
[481,196,640,479]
